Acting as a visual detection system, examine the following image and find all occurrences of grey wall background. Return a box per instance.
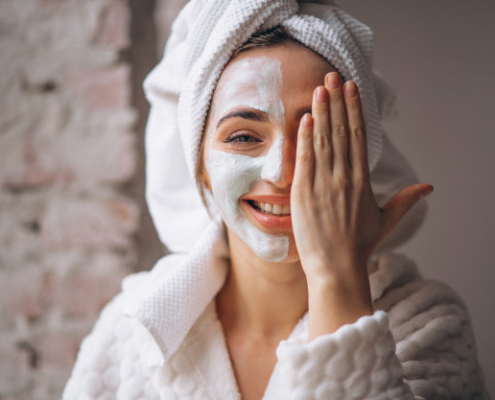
[339,0,495,391]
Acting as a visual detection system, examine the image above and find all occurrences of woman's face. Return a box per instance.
[202,43,336,262]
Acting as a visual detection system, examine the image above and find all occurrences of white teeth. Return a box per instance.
[252,201,290,215]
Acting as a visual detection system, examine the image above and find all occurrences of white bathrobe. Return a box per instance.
[63,219,488,400]
[64,1,489,398]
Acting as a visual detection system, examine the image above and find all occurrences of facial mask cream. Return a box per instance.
[205,56,290,262]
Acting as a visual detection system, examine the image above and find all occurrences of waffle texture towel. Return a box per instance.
[63,249,489,399]
[143,0,426,254]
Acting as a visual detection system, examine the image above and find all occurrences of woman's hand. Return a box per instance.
[290,72,433,338]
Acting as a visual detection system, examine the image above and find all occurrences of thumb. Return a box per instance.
[381,183,434,237]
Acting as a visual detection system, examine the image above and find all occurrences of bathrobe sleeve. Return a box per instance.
[62,290,127,400]
[62,272,153,400]
[275,279,488,400]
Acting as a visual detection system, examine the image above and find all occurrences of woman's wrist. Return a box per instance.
[305,261,373,339]
[303,254,369,286]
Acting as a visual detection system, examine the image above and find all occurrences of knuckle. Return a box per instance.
[313,132,331,149]
[334,173,350,190]
[313,102,328,116]
[297,149,312,164]
[351,126,366,141]
[332,123,347,138]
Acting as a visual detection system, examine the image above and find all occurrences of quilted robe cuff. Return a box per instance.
[276,311,417,400]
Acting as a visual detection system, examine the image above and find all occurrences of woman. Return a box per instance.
[64,1,488,399]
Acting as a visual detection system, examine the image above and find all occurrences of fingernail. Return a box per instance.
[344,81,358,98]
[315,86,327,103]
[419,186,434,199]
[326,72,341,89]
[302,113,313,128]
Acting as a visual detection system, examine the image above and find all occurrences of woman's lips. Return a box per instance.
[241,196,292,230]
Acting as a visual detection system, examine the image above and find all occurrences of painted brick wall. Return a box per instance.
[0,1,139,398]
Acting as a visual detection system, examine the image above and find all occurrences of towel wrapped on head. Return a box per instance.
[144,0,426,254]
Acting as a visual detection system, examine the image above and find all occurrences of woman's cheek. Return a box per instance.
[205,149,291,262]
[206,149,260,223]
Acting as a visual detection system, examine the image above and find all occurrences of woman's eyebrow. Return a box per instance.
[216,109,268,128]
[295,106,312,121]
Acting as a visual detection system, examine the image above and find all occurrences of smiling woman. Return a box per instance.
[63,1,489,399]
[203,53,296,261]
[198,39,338,262]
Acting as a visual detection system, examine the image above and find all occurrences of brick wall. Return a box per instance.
[0,1,141,398]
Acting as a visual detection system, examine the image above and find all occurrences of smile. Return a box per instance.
[243,198,292,231]
[248,200,291,215]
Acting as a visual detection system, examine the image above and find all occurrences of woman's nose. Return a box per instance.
[260,134,296,188]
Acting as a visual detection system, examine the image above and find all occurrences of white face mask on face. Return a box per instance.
[205,56,290,262]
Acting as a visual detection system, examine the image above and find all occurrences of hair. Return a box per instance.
[195,25,303,211]
[230,25,303,60]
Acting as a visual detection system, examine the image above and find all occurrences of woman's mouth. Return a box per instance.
[242,197,292,230]
[247,200,291,215]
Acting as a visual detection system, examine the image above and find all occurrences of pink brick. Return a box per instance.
[34,332,84,370]
[65,65,131,113]
[0,340,32,392]
[0,269,43,322]
[45,268,126,318]
[107,197,140,233]
[0,0,140,398]
[62,130,137,183]
[0,130,136,188]
[94,1,130,49]
[41,195,139,249]
[0,132,57,189]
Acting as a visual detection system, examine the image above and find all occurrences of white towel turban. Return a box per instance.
[144,0,427,254]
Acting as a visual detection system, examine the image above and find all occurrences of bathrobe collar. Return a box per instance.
[123,215,421,368]
[123,217,229,364]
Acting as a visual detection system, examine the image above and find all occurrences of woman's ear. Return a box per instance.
[198,167,211,190]
[196,163,213,215]
[195,134,211,190]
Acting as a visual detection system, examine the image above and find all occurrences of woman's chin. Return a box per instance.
[223,214,300,264]
[247,241,300,264]
[278,242,300,263]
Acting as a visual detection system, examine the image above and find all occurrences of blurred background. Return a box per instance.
[0,0,493,398]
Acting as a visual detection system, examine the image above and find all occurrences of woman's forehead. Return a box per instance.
[219,44,333,88]
[211,44,335,114]
[214,56,281,105]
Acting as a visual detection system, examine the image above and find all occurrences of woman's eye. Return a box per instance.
[224,132,261,145]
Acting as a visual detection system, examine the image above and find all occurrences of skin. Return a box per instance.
[200,43,433,400]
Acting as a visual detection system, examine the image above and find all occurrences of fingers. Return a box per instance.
[293,113,315,191]
[312,86,332,175]
[311,73,367,183]
[325,73,349,176]
[381,183,434,237]
[344,80,369,178]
